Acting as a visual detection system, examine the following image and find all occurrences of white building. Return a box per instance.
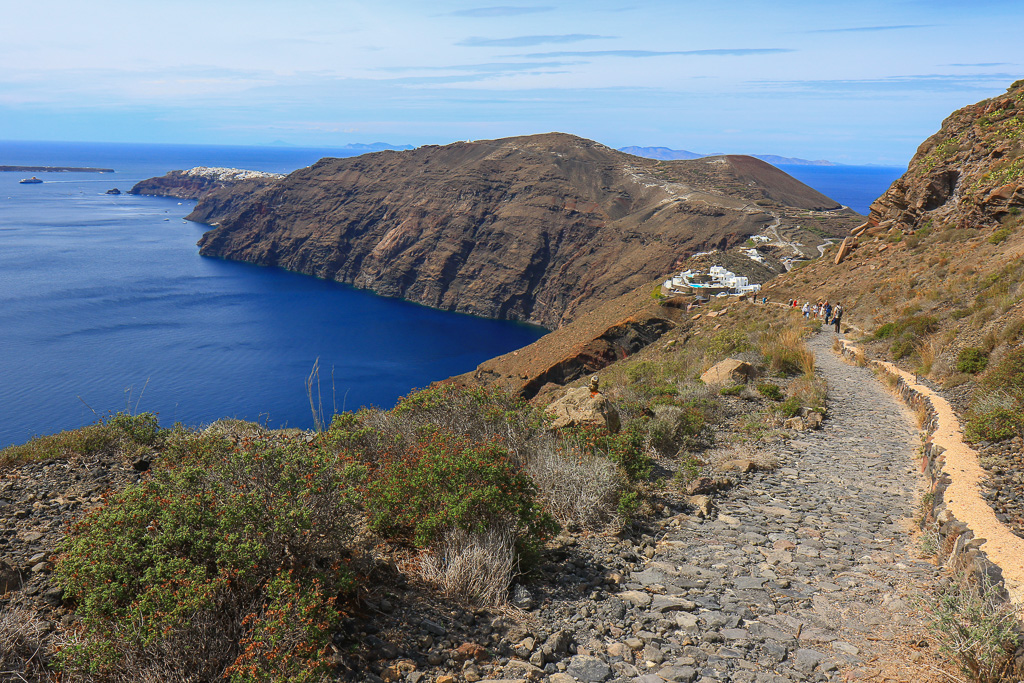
[663,265,761,298]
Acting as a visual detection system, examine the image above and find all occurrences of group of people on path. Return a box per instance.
[788,298,843,333]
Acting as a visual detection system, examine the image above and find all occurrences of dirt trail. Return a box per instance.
[601,331,947,682]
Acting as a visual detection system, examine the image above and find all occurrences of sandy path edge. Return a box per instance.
[838,338,1024,605]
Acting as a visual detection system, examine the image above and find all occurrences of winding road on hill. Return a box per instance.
[607,332,946,682]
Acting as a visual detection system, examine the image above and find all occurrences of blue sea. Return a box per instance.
[0,141,904,447]
[776,164,904,215]
[0,141,548,447]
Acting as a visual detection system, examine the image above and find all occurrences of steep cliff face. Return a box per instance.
[163,133,848,329]
[130,167,282,201]
[762,81,1024,369]
[868,80,1024,232]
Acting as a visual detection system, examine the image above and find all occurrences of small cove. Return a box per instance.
[0,141,546,447]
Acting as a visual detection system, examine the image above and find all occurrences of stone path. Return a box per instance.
[555,332,944,683]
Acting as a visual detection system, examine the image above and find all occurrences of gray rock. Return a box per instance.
[619,590,652,607]
[733,576,767,590]
[420,619,446,636]
[655,665,697,682]
[674,613,699,633]
[793,648,824,673]
[719,628,748,641]
[651,596,694,614]
[566,654,612,682]
[511,584,536,610]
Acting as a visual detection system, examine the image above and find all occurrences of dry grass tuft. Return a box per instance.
[708,442,779,473]
[419,526,517,607]
[0,599,52,680]
[915,336,944,377]
[797,346,816,377]
[525,440,621,529]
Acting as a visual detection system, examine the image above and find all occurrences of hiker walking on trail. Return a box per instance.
[802,301,810,318]
[824,302,833,324]
[832,303,843,333]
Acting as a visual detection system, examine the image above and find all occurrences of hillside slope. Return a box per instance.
[175,133,852,329]
[767,80,1024,342]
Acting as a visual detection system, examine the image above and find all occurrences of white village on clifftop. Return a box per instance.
[662,265,763,300]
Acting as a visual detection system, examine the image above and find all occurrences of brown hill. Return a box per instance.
[766,80,1024,339]
[175,133,853,329]
[763,80,1024,455]
[866,80,1024,234]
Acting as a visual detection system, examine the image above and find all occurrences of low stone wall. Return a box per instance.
[837,339,1024,606]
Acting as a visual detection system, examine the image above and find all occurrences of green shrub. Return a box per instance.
[756,383,784,401]
[365,428,557,553]
[989,228,1012,244]
[980,347,1024,395]
[562,423,651,481]
[875,322,899,339]
[719,384,744,396]
[617,490,641,520]
[965,407,1024,442]
[778,397,803,418]
[927,574,1023,683]
[0,411,164,468]
[875,315,939,341]
[55,431,354,680]
[392,385,547,442]
[957,347,990,374]
[891,339,915,360]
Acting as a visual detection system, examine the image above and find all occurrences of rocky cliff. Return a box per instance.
[130,167,282,201]
[165,133,851,329]
[867,79,1024,233]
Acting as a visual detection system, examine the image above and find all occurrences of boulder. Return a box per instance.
[784,416,807,431]
[784,411,823,431]
[719,459,757,473]
[566,655,611,682]
[699,359,755,386]
[546,386,621,433]
[0,561,21,595]
[686,494,713,518]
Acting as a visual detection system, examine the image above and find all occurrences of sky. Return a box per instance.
[1,0,1022,165]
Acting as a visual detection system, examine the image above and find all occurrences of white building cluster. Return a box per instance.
[664,265,762,298]
[742,248,765,264]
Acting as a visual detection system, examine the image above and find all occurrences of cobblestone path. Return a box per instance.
[609,332,943,683]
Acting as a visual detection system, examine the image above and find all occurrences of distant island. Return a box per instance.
[0,165,115,173]
[619,146,836,166]
[332,142,415,153]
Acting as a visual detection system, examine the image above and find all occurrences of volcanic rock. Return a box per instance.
[699,359,756,386]
[545,386,621,433]
[153,133,848,329]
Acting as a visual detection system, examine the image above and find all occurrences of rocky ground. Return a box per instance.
[0,332,954,682]
[0,452,147,623]
[975,437,1024,541]
[329,332,950,683]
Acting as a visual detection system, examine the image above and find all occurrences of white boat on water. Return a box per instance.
[19,176,43,184]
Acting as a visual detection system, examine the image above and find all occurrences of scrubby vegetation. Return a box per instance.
[10,380,656,679]
[0,300,835,681]
[56,428,357,681]
[0,411,162,468]
[965,348,1024,442]
[956,347,990,374]
[926,573,1023,683]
